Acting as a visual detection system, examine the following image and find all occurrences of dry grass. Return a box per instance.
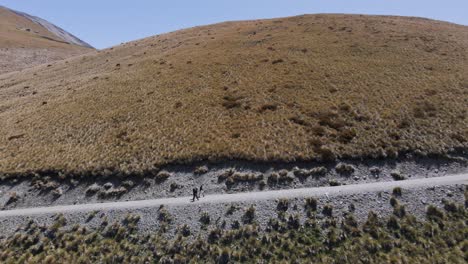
[0,6,92,74]
[0,14,467,175]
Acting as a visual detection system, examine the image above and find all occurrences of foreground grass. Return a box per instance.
[1,14,467,175]
[0,199,466,263]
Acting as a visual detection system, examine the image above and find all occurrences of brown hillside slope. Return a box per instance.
[0,14,467,175]
[0,6,93,74]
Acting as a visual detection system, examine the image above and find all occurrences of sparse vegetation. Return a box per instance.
[242,205,256,224]
[310,166,328,176]
[5,192,18,205]
[1,14,466,177]
[155,170,171,182]
[200,212,211,226]
[335,163,355,175]
[268,172,294,185]
[158,206,172,224]
[322,204,333,217]
[329,179,342,186]
[194,165,209,175]
[393,187,402,196]
[2,201,465,263]
[277,198,290,211]
[305,197,318,211]
[85,184,101,196]
[391,171,406,181]
[226,204,239,215]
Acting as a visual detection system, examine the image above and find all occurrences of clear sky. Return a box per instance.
[1,0,466,49]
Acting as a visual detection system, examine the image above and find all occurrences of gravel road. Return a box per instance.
[0,173,466,218]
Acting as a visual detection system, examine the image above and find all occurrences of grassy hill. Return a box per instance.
[0,6,93,74]
[0,14,467,176]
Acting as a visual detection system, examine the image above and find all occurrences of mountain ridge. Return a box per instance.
[0,5,93,74]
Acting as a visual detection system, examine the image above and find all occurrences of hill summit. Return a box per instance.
[0,14,467,175]
[0,6,93,74]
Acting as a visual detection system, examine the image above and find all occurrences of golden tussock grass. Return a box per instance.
[0,14,467,175]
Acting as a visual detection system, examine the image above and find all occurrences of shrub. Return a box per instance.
[329,180,341,186]
[218,248,231,264]
[277,199,289,211]
[287,214,301,229]
[243,206,256,224]
[387,215,400,230]
[170,182,179,192]
[426,205,444,221]
[258,180,266,190]
[85,184,101,196]
[179,224,190,237]
[268,173,279,185]
[335,163,355,175]
[305,197,317,211]
[391,171,406,181]
[278,169,289,177]
[393,205,406,218]
[310,166,327,176]
[121,180,134,189]
[218,169,235,182]
[156,171,171,182]
[323,204,333,217]
[392,187,402,196]
[158,207,172,224]
[143,178,153,187]
[226,204,239,215]
[231,220,240,229]
[442,200,458,214]
[98,187,128,199]
[6,192,19,205]
[293,167,309,178]
[208,228,223,243]
[86,211,99,222]
[51,188,63,198]
[369,167,381,175]
[194,165,209,175]
[200,212,210,225]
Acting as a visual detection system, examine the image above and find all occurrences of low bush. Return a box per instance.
[304,197,318,211]
[392,187,402,196]
[155,171,171,182]
[243,206,256,224]
[194,165,209,175]
[323,204,333,217]
[200,212,210,225]
[277,198,289,212]
[391,171,406,181]
[335,163,355,175]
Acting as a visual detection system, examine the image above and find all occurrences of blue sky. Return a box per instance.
[1,0,466,49]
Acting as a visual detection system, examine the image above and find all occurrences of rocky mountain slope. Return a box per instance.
[0,14,466,176]
[0,6,93,74]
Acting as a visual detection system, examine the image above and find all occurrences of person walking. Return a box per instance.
[192,187,199,202]
[199,184,204,198]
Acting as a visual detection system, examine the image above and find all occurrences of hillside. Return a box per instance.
[0,6,93,74]
[0,14,467,176]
